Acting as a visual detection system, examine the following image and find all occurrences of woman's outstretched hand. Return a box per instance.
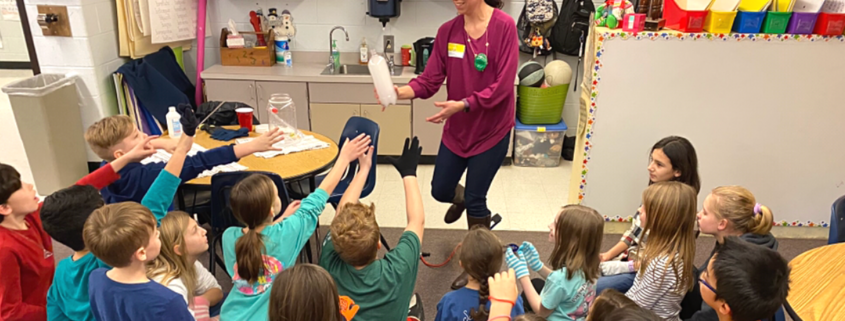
[426,100,465,124]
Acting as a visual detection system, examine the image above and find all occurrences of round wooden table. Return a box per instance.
[785,242,845,321]
[185,127,339,185]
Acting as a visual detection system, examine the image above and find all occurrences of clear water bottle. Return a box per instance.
[268,93,302,142]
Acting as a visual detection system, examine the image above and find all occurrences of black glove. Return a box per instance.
[388,137,422,178]
[177,104,199,137]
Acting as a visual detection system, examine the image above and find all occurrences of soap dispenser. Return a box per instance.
[331,40,340,69]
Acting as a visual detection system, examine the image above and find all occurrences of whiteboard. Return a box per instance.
[581,36,845,225]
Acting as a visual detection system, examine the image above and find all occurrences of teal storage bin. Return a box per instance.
[513,118,568,167]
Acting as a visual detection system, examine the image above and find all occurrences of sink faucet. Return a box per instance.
[328,26,349,74]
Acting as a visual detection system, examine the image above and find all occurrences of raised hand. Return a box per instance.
[338,134,372,164]
[505,247,530,279]
[387,137,422,178]
[488,269,519,304]
[358,145,375,171]
[520,241,545,272]
[124,135,158,162]
[251,127,285,152]
[177,104,199,137]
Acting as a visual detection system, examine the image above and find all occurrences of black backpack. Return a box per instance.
[516,0,559,56]
[550,0,595,57]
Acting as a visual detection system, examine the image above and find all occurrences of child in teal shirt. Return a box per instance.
[220,134,371,321]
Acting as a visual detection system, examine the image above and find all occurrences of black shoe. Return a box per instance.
[466,215,492,230]
[444,184,465,224]
[407,293,424,321]
[450,271,469,290]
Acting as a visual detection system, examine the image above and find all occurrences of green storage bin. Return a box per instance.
[762,11,791,34]
[517,84,569,125]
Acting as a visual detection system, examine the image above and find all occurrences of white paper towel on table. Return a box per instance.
[140,143,247,178]
[236,135,330,159]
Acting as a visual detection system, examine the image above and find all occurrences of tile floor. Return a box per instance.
[317,161,573,232]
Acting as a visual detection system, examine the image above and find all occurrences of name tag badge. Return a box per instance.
[447,43,466,59]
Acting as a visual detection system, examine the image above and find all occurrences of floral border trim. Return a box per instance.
[578,29,843,227]
[602,216,830,228]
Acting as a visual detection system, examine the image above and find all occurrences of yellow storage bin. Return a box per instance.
[705,11,738,33]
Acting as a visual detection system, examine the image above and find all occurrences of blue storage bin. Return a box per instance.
[513,118,568,167]
[733,11,767,33]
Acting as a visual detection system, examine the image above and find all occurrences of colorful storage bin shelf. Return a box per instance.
[762,11,792,33]
[513,118,568,167]
[733,11,767,33]
[787,12,820,34]
[814,13,845,35]
[664,0,709,32]
[705,11,738,33]
[517,84,569,125]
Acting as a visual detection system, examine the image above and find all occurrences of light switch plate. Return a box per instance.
[37,5,72,37]
[383,35,395,53]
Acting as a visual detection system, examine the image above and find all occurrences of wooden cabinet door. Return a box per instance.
[411,87,447,156]
[204,80,258,118]
[361,104,411,156]
[255,81,310,130]
[309,104,359,144]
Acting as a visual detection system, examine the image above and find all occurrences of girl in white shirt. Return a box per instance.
[148,211,224,320]
[626,182,697,321]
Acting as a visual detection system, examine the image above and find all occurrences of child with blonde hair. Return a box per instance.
[320,137,425,321]
[147,211,224,320]
[507,205,605,321]
[626,181,698,321]
[435,227,525,321]
[686,186,777,321]
[219,134,372,321]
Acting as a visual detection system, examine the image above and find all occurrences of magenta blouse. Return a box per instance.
[409,9,518,158]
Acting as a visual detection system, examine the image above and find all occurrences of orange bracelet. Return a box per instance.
[489,296,516,306]
[488,316,512,321]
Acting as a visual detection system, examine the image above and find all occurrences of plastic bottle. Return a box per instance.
[166,106,182,139]
[268,93,302,143]
[359,37,369,65]
[331,40,340,69]
[368,51,397,109]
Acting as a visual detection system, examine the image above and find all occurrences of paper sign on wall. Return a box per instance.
[0,0,19,21]
[792,0,824,12]
[148,0,210,44]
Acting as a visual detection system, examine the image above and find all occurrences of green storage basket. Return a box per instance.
[517,84,569,125]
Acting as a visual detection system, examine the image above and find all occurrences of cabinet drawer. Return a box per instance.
[309,83,410,105]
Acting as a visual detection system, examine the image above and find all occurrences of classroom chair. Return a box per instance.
[208,171,292,275]
[829,195,845,244]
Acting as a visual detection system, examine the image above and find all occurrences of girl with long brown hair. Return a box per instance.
[219,134,372,321]
[434,227,525,321]
[268,264,344,321]
[147,211,223,320]
[507,205,604,320]
[626,181,697,321]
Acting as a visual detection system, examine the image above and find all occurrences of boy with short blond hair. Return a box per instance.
[85,108,285,204]
[320,137,425,321]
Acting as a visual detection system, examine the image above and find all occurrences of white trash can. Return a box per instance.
[2,74,88,195]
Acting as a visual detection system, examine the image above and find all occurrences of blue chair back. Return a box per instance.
[328,116,380,204]
[210,171,291,234]
[829,195,845,244]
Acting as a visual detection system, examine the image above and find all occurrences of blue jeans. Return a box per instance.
[431,133,510,218]
[596,272,636,295]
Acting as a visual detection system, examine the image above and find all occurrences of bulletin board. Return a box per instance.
[571,29,845,227]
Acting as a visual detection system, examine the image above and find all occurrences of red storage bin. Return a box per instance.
[664,0,709,32]
[813,13,845,35]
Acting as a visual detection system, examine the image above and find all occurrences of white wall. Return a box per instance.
[23,0,128,161]
[0,15,29,62]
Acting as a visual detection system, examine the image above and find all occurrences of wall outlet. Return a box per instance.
[383,35,395,53]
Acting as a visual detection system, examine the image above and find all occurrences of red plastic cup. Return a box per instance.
[236,107,254,132]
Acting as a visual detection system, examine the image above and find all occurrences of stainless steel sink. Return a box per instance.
[321,64,403,76]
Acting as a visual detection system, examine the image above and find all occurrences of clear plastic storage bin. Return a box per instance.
[513,118,568,167]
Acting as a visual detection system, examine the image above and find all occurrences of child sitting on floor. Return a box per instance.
[319,137,424,321]
[219,134,371,321]
[697,236,790,321]
[269,264,345,321]
[435,227,525,321]
[509,205,605,321]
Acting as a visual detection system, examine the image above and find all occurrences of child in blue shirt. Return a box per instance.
[82,108,201,321]
[435,227,525,321]
[84,111,285,204]
[220,134,372,321]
